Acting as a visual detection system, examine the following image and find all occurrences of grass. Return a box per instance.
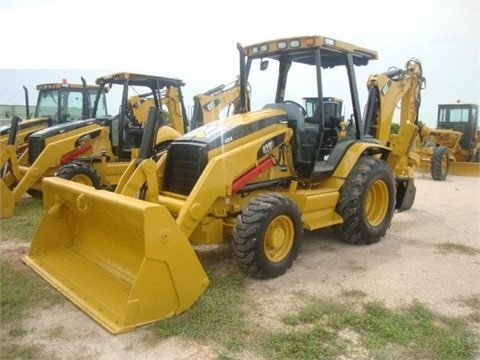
[458,294,480,323]
[0,196,61,359]
[436,242,480,255]
[155,271,250,352]
[155,273,479,360]
[0,196,43,241]
[0,259,64,334]
[268,298,478,360]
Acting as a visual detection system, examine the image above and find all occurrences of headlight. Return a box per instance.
[290,39,300,48]
[324,38,336,46]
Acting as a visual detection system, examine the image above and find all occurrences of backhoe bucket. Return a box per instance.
[23,177,209,334]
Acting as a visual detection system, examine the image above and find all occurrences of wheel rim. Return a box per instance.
[70,174,94,186]
[264,215,294,263]
[441,154,448,174]
[365,179,389,227]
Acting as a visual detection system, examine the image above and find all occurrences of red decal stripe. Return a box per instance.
[232,157,274,194]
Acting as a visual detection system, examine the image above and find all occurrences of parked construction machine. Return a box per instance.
[415,102,479,179]
[24,35,425,333]
[190,78,245,129]
[0,78,106,152]
[0,73,244,219]
[0,73,189,218]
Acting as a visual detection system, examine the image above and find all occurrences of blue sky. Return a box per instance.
[0,0,478,127]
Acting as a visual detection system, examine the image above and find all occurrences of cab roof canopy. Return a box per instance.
[95,72,186,88]
[244,35,378,68]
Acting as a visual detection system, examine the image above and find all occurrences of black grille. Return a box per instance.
[163,142,208,196]
[28,136,46,164]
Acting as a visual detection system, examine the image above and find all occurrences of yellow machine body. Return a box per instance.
[415,102,479,179]
[24,35,425,333]
[1,73,243,219]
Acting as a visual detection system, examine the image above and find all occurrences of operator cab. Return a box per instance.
[240,36,377,181]
[437,103,478,152]
[92,73,188,160]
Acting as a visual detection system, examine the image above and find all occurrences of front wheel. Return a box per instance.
[55,161,102,189]
[332,156,395,245]
[232,193,303,279]
[431,146,449,181]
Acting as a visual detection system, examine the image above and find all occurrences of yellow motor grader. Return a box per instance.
[24,35,425,333]
[415,102,479,180]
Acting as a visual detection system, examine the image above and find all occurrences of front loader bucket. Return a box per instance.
[23,177,209,334]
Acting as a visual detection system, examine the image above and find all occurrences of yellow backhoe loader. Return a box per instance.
[0,77,106,153]
[24,35,425,333]
[0,73,242,219]
[415,102,479,179]
[0,73,187,219]
[190,78,245,129]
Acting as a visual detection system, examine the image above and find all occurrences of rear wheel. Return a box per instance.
[431,146,449,181]
[55,161,102,188]
[232,193,302,279]
[333,156,395,245]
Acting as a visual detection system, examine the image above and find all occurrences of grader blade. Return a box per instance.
[415,161,480,177]
[23,177,209,334]
[448,161,480,177]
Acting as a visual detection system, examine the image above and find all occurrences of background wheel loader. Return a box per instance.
[415,102,479,179]
[0,77,106,154]
[0,73,242,218]
[24,35,425,333]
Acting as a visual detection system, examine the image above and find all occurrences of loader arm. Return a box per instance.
[0,120,108,219]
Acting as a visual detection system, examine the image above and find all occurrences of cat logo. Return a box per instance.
[77,134,92,146]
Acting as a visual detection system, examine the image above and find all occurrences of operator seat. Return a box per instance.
[310,105,342,159]
[262,103,305,126]
[263,103,306,164]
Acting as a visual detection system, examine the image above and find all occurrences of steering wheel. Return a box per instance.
[283,100,307,117]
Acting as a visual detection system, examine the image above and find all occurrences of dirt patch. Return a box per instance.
[1,173,479,359]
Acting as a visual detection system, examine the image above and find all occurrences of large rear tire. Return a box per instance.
[431,146,449,181]
[232,193,302,279]
[332,156,395,245]
[55,161,102,189]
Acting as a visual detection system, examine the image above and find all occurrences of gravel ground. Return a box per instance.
[2,172,479,359]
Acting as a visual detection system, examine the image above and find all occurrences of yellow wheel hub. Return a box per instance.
[441,155,448,174]
[71,174,93,186]
[365,179,389,227]
[264,215,294,262]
